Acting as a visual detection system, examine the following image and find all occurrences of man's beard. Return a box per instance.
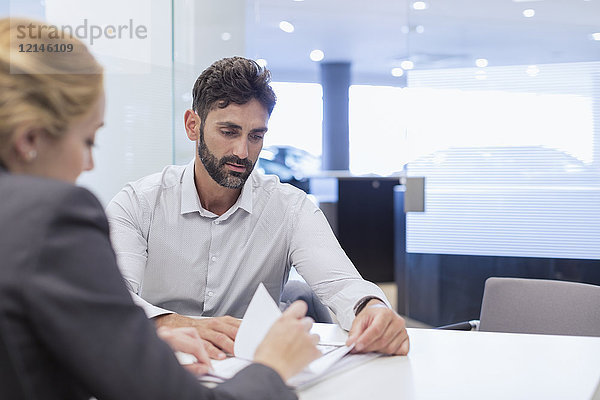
[198,128,255,189]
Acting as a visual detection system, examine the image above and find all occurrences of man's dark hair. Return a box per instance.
[191,56,276,123]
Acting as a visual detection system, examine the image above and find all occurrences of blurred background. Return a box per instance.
[4,0,600,326]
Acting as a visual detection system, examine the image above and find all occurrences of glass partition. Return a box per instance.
[7,0,174,205]
[5,0,600,323]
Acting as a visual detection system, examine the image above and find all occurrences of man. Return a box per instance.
[106,56,409,360]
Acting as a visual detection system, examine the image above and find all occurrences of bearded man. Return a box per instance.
[106,57,410,361]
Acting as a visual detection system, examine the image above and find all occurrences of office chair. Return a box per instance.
[438,277,600,337]
[280,280,333,323]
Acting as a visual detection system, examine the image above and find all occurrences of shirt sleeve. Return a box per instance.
[105,183,172,318]
[26,186,296,400]
[289,196,391,330]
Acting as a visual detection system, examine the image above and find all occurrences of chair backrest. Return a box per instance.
[478,277,600,337]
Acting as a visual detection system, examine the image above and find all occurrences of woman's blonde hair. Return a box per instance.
[0,17,103,157]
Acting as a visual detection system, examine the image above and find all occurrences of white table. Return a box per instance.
[300,325,600,400]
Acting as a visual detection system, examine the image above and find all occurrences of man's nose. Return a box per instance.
[233,137,249,160]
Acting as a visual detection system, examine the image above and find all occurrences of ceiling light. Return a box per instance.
[310,49,324,62]
[256,59,268,68]
[526,65,540,77]
[591,33,600,41]
[475,58,488,67]
[391,68,404,77]
[415,25,425,34]
[522,9,535,17]
[401,26,410,34]
[221,32,232,41]
[279,21,295,33]
[400,60,414,70]
[412,1,428,10]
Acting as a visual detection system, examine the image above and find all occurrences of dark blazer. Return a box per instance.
[0,167,295,400]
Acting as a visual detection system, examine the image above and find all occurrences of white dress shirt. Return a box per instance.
[106,160,389,330]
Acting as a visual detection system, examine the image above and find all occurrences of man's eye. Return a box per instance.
[250,134,264,142]
[222,130,235,136]
[85,139,96,148]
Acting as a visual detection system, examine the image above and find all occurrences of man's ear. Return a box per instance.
[184,109,200,141]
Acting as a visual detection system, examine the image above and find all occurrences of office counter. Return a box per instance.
[301,325,600,400]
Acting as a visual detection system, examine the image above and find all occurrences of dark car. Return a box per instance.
[256,146,321,193]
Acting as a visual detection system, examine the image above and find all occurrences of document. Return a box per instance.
[202,283,380,388]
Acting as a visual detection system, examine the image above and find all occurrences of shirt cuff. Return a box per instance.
[353,295,387,316]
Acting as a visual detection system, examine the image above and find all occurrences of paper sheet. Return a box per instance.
[233,283,282,360]
[207,282,381,388]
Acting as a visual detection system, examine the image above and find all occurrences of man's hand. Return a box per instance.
[157,326,212,376]
[346,299,410,356]
[154,314,240,359]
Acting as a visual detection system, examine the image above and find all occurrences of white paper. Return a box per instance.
[208,357,252,380]
[307,344,354,375]
[207,283,382,388]
[288,352,381,388]
[233,283,282,360]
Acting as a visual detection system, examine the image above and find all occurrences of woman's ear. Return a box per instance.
[11,126,44,163]
[184,109,200,141]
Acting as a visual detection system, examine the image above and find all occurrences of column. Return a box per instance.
[320,62,351,171]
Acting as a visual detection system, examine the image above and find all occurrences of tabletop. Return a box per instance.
[300,324,600,400]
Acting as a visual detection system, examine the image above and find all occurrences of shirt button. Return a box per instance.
[208,291,214,297]
[214,220,220,225]
[211,256,217,262]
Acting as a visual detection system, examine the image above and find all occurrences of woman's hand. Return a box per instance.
[157,326,213,376]
[254,301,321,381]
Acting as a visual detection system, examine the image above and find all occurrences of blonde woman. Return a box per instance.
[0,18,319,400]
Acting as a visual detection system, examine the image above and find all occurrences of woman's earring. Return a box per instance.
[27,150,37,161]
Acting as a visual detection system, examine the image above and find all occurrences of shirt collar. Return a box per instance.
[180,159,202,215]
[180,158,254,216]
[236,171,254,214]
